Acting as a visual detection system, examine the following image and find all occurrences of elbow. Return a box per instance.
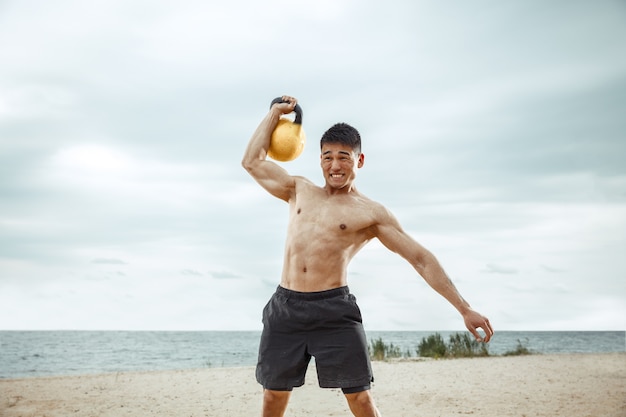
[412,250,438,276]
[241,160,257,177]
[241,154,257,173]
[241,158,251,172]
[242,147,266,174]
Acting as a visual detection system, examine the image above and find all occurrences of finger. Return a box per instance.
[481,328,490,343]
[481,320,493,342]
[282,95,296,106]
[485,320,494,342]
[468,326,482,342]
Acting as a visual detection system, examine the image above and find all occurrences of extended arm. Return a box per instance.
[242,96,298,202]
[374,209,494,342]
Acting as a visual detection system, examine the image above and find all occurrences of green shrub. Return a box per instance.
[417,333,447,358]
[417,332,489,358]
[446,332,490,358]
[369,337,385,361]
[369,337,404,361]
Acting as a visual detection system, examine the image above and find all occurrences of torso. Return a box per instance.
[280,177,380,292]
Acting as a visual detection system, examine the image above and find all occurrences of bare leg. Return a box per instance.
[345,390,381,417]
[262,389,291,417]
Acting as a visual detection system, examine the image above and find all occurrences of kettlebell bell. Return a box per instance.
[267,97,306,162]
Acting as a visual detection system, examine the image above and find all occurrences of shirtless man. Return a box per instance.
[242,96,493,417]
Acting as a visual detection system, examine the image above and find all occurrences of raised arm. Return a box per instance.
[242,96,298,202]
[373,207,494,342]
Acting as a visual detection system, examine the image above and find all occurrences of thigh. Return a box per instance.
[256,294,312,389]
[308,295,373,388]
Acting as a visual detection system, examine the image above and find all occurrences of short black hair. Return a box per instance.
[320,123,361,154]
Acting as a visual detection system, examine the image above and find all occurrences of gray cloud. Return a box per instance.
[0,0,624,330]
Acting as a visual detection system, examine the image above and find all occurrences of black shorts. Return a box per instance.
[256,286,373,392]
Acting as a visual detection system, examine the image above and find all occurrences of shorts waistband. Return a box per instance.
[275,285,350,301]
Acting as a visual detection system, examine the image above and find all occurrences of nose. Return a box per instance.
[330,158,342,171]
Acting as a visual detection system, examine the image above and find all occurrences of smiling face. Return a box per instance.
[320,143,364,191]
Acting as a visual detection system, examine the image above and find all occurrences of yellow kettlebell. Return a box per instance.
[267,97,306,162]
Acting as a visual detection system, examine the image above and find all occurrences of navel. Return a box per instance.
[297,208,301,214]
[340,224,347,230]
[303,266,307,273]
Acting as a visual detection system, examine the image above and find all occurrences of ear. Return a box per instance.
[357,153,365,168]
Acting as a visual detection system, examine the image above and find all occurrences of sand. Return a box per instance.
[1,353,624,417]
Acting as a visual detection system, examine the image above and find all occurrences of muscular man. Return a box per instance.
[242,95,493,417]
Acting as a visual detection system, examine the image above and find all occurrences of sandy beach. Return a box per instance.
[1,353,624,417]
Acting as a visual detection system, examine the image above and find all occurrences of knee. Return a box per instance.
[263,389,290,406]
[345,389,377,410]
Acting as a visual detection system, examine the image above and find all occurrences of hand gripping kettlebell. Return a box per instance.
[267,97,306,162]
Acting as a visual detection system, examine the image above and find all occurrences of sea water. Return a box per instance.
[1,330,624,379]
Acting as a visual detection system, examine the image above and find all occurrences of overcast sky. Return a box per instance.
[1,0,625,332]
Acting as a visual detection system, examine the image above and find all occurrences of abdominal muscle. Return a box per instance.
[278,218,370,292]
[279,249,349,292]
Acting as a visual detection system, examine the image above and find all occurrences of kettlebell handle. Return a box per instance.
[270,97,303,125]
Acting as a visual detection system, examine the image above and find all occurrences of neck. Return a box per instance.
[324,183,357,195]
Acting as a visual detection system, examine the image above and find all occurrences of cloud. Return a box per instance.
[91,258,127,265]
[0,0,624,330]
[210,271,243,280]
[180,269,203,277]
[483,264,518,275]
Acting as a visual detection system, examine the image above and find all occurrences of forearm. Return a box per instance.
[419,253,471,315]
[242,108,281,170]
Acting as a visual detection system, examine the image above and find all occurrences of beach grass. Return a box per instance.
[370,332,535,361]
[369,337,404,360]
[502,338,532,356]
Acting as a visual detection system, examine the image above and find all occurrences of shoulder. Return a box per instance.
[293,175,315,186]
[353,191,386,211]
[360,195,402,235]
[288,176,325,202]
[353,192,397,225]
[293,176,322,193]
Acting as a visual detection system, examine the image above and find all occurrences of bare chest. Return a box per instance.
[289,192,375,237]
